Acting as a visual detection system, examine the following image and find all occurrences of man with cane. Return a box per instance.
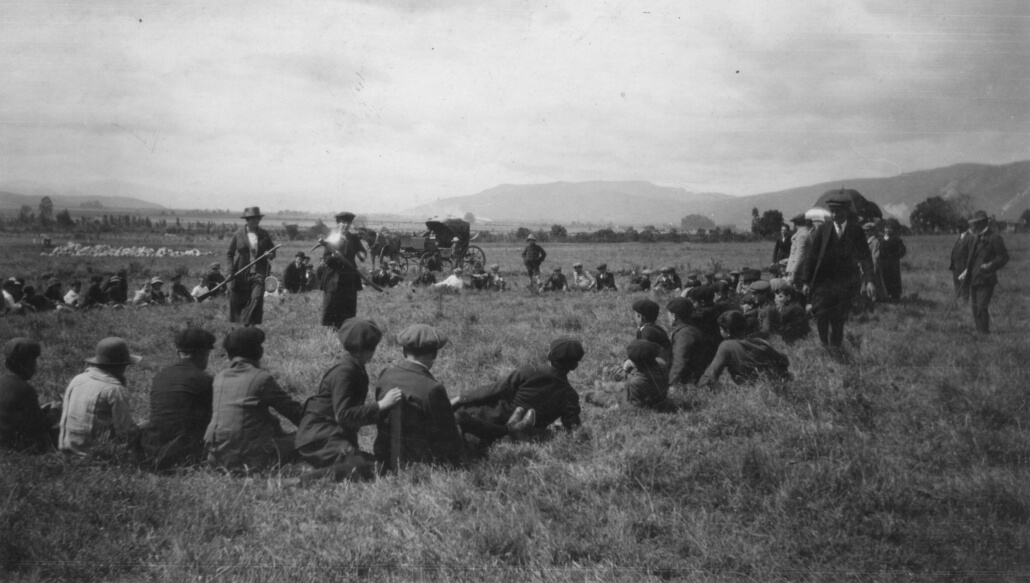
[226,207,276,326]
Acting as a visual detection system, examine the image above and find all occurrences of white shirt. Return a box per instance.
[434,275,466,290]
[64,289,80,306]
[834,221,847,238]
[191,284,209,298]
[247,231,259,254]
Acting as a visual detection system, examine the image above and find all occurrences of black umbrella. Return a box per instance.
[814,188,883,221]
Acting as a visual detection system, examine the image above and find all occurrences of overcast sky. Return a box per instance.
[1,0,1028,213]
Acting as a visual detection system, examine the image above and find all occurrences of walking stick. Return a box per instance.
[197,244,282,302]
[390,405,403,472]
[942,281,967,321]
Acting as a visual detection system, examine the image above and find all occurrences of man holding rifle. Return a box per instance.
[317,211,368,329]
[226,207,277,326]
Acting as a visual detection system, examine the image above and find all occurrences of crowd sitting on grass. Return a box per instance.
[1,264,802,485]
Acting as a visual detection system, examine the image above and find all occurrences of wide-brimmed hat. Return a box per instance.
[295,251,307,259]
[968,210,989,225]
[526,234,537,241]
[85,337,142,366]
[335,211,356,223]
[242,207,264,219]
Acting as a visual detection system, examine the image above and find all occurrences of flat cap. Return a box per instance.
[862,222,877,231]
[684,276,701,287]
[174,327,217,352]
[641,269,652,275]
[490,264,500,271]
[150,277,164,285]
[335,211,356,222]
[526,234,537,241]
[553,266,562,272]
[631,298,660,321]
[397,324,448,352]
[713,280,730,294]
[597,263,608,270]
[572,262,583,268]
[223,327,266,355]
[626,339,661,367]
[728,270,741,277]
[824,191,852,208]
[769,278,789,293]
[4,338,41,365]
[968,210,989,225]
[660,266,672,273]
[547,337,585,363]
[666,297,693,320]
[749,280,771,293]
[790,213,806,224]
[338,318,383,353]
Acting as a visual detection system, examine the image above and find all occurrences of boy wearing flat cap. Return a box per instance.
[745,280,780,340]
[541,266,569,292]
[521,235,547,291]
[594,264,617,292]
[698,312,791,388]
[295,319,403,482]
[666,298,718,386]
[372,324,464,470]
[59,337,142,457]
[585,340,673,411]
[139,327,217,470]
[602,299,671,382]
[452,337,585,449]
[205,328,303,470]
[0,338,61,452]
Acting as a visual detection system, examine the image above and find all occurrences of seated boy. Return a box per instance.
[585,340,673,411]
[698,311,791,388]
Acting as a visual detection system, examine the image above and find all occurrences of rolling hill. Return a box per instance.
[400,181,731,226]
[400,162,1030,227]
[0,179,166,210]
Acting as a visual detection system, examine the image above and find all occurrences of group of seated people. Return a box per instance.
[1,278,801,482]
[407,263,508,292]
[541,263,618,292]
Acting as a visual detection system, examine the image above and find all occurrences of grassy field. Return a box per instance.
[1,235,1028,582]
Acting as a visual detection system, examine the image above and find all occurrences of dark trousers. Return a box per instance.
[297,439,376,483]
[229,274,265,326]
[455,402,514,450]
[811,283,854,348]
[321,288,357,328]
[882,262,902,300]
[970,284,994,333]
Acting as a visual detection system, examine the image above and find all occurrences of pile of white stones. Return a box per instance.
[46,242,211,258]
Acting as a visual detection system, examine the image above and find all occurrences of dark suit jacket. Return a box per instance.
[140,361,213,467]
[800,221,873,289]
[227,226,275,278]
[372,360,463,469]
[321,232,364,292]
[454,364,582,430]
[295,353,381,459]
[772,234,792,264]
[949,231,974,274]
[966,228,1009,287]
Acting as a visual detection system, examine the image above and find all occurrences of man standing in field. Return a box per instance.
[948,220,975,302]
[318,211,366,328]
[880,223,907,301]
[957,211,1009,334]
[521,234,546,290]
[785,214,811,286]
[800,193,875,350]
[226,207,276,326]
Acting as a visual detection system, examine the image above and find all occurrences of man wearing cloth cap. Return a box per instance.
[0,339,61,452]
[799,193,875,350]
[452,337,585,451]
[745,280,780,340]
[139,328,216,470]
[295,319,403,482]
[570,262,595,291]
[282,252,309,294]
[372,324,464,470]
[585,340,672,411]
[205,328,304,470]
[227,207,276,326]
[627,268,652,292]
[653,266,681,293]
[594,263,618,292]
[957,211,1009,334]
[486,264,507,291]
[772,224,792,265]
[469,262,490,291]
[168,274,195,304]
[601,299,670,381]
[785,213,812,287]
[542,266,569,292]
[59,338,141,457]
[521,234,547,291]
[317,211,367,328]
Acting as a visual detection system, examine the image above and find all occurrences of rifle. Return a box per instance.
[197,244,282,302]
[310,238,384,293]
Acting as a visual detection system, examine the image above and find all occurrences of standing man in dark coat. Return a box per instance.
[295,319,402,482]
[772,224,792,264]
[372,324,464,471]
[521,234,547,290]
[318,211,366,329]
[879,223,907,301]
[282,252,308,294]
[139,328,216,470]
[226,207,276,326]
[948,221,975,302]
[958,211,1009,334]
[0,338,60,452]
[800,194,875,350]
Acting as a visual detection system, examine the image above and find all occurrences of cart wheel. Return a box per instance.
[377,246,393,270]
[420,252,446,272]
[459,245,486,270]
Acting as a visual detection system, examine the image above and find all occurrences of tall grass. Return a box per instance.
[1,234,1028,581]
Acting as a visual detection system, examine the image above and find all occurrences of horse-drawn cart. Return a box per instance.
[366,218,486,273]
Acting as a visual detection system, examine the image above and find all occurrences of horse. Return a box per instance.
[357,227,401,269]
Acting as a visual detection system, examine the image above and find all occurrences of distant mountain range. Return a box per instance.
[402,181,732,225]
[402,161,1030,227]
[0,179,165,210]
